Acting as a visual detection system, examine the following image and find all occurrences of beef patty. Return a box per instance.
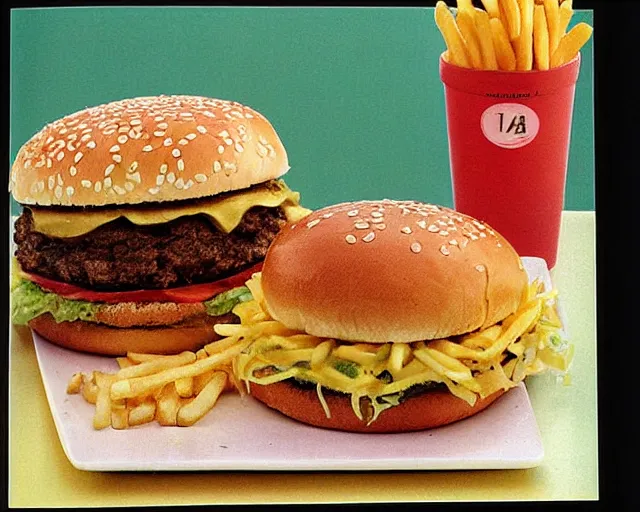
[14,206,286,291]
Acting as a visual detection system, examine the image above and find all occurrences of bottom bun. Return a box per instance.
[247,380,506,433]
[29,313,236,356]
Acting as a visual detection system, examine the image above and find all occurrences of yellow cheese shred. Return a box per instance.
[223,274,574,425]
[28,179,311,238]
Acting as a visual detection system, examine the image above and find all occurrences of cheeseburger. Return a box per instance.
[10,95,310,356]
[216,200,573,432]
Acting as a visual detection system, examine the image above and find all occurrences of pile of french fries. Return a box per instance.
[66,336,251,429]
[435,0,593,70]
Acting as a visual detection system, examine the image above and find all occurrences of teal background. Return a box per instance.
[9,7,594,215]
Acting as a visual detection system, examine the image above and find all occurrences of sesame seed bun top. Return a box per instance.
[261,200,529,343]
[9,95,290,206]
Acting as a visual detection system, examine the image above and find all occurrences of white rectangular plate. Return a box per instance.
[30,257,555,472]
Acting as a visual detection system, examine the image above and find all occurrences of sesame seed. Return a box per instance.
[112,154,122,163]
[177,159,185,171]
[370,211,383,218]
[186,133,197,140]
[154,116,164,122]
[81,180,92,188]
[322,212,334,219]
[148,187,160,195]
[449,239,459,246]
[440,245,450,256]
[48,176,55,190]
[57,174,63,186]
[196,125,207,134]
[129,129,138,138]
[203,110,215,118]
[175,178,184,189]
[117,135,128,144]
[129,161,139,173]
[56,152,65,161]
[224,138,233,146]
[129,172,141,183]
[124,181,134,192]
[235,142,244,153]
[245,113,254,119]
[24,160,32,169]
[172,148,181,158]
[94,181,102,193]
[479,232,487,238]
[427,225,439,233]
[154,131,166,137]
[87,141,96,149]
[213,161,222,173]
[166,172,176,184]
[363,232,376,243]
[306,219,320,229]
[497,242,502,248]
[411,242,422,253]
[417,220,427,229]
[163,138,174,147]
[180,112,193,117]
[46,136,54,144]
[347,210,359,217]
[476,264,486,272]
[105,164,115,176]
[439,230,449,236]
[355,222,370,230]
[66,186,75,197]
[218,145,225,154]
[103,129,115,135]
[69,166,77,176]
[258,135,268,145]
[37,181,45,192]
[54,186,63,199]
[157,122,169,129]
[46,158,52,168]
[130,119,142,126]
[156,175,165,186]
[461,239,469,248]
[195,173,207,183]
[375,223,386,230]
[178,138,188,145]
[117,126,129,134]
[401,227,412,234]
[66,142,76,151]
[370,217,384,224]
[142,145,153,152]
[160,164,168,174]
[345,234,357,244]
[113,185,125,195]
[59,128,68,134]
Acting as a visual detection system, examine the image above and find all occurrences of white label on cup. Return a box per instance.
[480,103,540,149]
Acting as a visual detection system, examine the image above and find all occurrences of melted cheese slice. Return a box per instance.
[28,180,311,238]
[221,275,574,425]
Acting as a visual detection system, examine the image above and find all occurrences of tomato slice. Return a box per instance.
[21,262,263,304]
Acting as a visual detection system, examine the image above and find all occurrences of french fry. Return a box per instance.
[558,1,574,37]
[490,17,517,70]
[177,372,228,427]
[156,383,181,426]
[533,4,550,69]
[193,370,215,395]
[550,21,592,67]
[311,339,335,370]
[480,0,501,18]
[456,0,475,14]
[435,1,471,68]
[66,372,83,394]
[456,9,484,69]
[474,8,499,70]
[93,372,115,430]
[110,341,249,400]
[515,0,535,70]
[500,0,522,41]
[174,377,194,398]
[204,335,241,356]
[544,0,562,56]
[116,357,135,369]
[116,351,196,380]
[110,399,129,430]
[128,398,156,427]
[81,373,99,404]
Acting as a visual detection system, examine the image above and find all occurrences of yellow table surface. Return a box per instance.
[9,211,598,506]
